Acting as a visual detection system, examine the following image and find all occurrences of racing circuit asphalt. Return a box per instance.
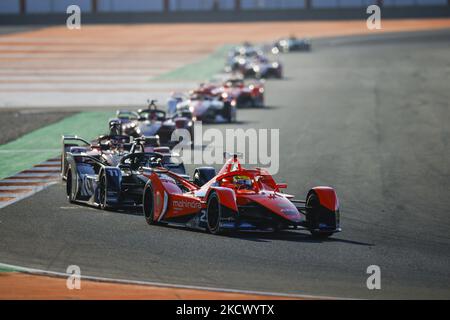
[0,30,449,299]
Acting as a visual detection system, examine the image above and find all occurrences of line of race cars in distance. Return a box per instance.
[109,36,312,138]
[225,36,311,79]
[109,76,265,147]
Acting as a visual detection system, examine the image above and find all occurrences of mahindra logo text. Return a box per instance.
[173,200,201,209]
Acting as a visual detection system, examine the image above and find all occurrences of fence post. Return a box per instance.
[235,0,241,11]
[305,0,311,10]
[163,0,170,12]
[91,0,97,13]
[19,0,26,14]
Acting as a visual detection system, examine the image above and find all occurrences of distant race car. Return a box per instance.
[215,77,264,108]
[65,137,188,209]
[113,100,193,146]
[243,56,283,79]
[225,45,266,74]
[272,36,311,53]
[176,87,237,123]
[226,43,282,79]
[141,153,341,238]
[227,43,264,60]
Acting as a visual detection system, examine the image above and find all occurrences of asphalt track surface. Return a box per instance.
[1,30,449,299]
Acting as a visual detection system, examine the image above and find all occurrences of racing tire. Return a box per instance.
[98,171,108,210]
[206,192,221,235]
[252,97,264,108]
[61,153,66,180]
[66,169,76,203]
[142,184,156,225]
[223,102,236,123]
[306,192,333,239]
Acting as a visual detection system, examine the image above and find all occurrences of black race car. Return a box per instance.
[243,56,283,79]
[65,137,187,209]
[61,133,131,180]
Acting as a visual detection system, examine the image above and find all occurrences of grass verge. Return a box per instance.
[155,45,233,81]
[0,111,114,180]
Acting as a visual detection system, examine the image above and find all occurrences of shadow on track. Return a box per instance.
[63,197,373,247]
[204,120,254,126]
[258,105,280,110]
[150,223,373,247]
[222,230,374,246]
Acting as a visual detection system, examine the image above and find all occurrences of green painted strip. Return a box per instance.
[0,265,17,272]
[155,45,233,81]
[0,111,113,180]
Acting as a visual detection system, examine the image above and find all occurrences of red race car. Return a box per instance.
[215,78,265,108]
[141,154,340,238]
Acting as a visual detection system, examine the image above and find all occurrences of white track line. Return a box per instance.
[0,157,61,209]
[0,191,52,209]
[0,193,26,197]
[15,172,59,177]
[19,167,60,172]
[0,149,60,153]
[2,179,57,183]
[0,262,349,300]
[0,186,35,190]
[0,182,57,209]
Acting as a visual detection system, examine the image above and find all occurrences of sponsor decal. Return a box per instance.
[173,199,201,209]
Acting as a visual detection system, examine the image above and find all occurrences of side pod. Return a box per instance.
[101,167,122,207]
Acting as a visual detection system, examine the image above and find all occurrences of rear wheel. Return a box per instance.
[306,193,332,239]
[223,102,236,123]
[98,172,107,210]
[206,192,221,234]
[66,169,76,203]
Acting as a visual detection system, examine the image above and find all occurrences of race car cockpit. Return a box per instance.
[232,175,254,190]
[138,99,167,121]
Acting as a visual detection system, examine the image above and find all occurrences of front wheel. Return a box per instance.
[306,193,332,239]
[206,192,221,234]
[223,102,236,123]
[142,185,155,225]
[66,169,76,203]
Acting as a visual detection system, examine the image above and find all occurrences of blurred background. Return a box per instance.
[0,0,448,20]
[0,0,448,14]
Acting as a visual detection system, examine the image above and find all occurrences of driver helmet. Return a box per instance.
[233,175,253,188]
[148,110,158,121]
[109,119,121,136]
